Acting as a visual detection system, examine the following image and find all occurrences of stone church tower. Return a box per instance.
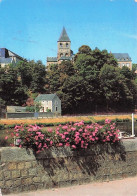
[57,27,71,60]
[47,27,73,66]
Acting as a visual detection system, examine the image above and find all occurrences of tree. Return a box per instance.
[78,45,92,54]
[99,64,136,111]
[0,67,28,106]
[16,60,46,93]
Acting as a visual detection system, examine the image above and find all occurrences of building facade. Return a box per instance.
[112,53,132,70]
[47,27,74,67]
[0,48,25,67]
[35,94,61,114]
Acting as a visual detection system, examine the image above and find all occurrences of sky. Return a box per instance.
[0,0,137,65]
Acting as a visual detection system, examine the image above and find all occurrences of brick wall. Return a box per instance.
[0,138,137,195]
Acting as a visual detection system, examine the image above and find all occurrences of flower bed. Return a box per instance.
[5,119,120,153]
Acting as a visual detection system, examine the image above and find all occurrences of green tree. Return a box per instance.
[16,60,46,93]
[99,64,136,111]
[0,67,28,106]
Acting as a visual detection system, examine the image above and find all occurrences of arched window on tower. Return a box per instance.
[60,53,63,57]
[60,43,63,47]
[66,43,68,47]
[65,53,68,57]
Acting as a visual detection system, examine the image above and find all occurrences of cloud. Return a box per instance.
[0,0,2,2]
[13,37,38,44]
[122,33,137,40]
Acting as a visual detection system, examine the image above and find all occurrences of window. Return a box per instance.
[60,43,63,47]
[56,107,58,111]
[60,53,63,57]
[66,43,68,47]
[65,53,68,57]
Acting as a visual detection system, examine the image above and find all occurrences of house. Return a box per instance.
[35,94,61,114]
[0,48,25,67]
[47,27,74,67]
[112,53,132,70]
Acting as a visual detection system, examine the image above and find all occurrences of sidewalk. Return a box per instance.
[3,176,137,196]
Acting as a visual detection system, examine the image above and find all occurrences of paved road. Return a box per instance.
[3,176,137,196]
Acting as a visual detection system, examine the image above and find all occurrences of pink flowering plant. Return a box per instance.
[6,119,120,153]
[11,124,54,153]
[54,119,120,149]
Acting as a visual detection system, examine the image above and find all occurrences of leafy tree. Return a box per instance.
[78,45,92,54]
[0,67,28,106]
[99,64,136,111]
[132,63,137,72]
[16,60,46,93]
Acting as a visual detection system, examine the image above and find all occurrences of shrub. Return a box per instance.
[6,119,120,153]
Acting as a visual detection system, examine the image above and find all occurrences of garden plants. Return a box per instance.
[5,119,120,153]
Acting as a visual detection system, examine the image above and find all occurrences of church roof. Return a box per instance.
[112,53,132,62]
[47,57,57,62]
[58,27,70,42]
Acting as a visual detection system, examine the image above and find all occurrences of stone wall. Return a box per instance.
[6,112,61,119]
[0,139,137,195]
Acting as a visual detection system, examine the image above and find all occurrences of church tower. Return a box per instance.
[57,27,71,60]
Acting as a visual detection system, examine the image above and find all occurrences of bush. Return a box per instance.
[6,119,120,153]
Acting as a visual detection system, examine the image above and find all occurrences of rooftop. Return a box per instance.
[58,27,70,42]
[47,57,57,62]
[112,53,132,62]
[35,94,58,101]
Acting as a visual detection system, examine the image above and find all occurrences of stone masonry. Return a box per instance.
[0,138,137,195]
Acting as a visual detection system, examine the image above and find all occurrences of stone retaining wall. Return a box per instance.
[0,138,137,195]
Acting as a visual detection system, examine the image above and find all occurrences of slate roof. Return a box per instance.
[35,94,57,101]
[59,56,72,60]
[0,57,13,64]
[0,48,25,65]
[47,57,57,62]
[0,48,24,59]
[112,53,132,62]
[58,27,70,42]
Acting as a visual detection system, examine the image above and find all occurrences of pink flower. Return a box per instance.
[64,132,69,135]
[35,136,38,140]
[61,135,65,139]
[38,143,42,148]
[44,143,48,148]
[16,133,19,137]
[65,143,70,147]
[79,129,83,132]
[59,143,63,147]
[5,136,8,140]
[72,145,76,149]
[62,125,68,130]
[47,128,53,132]
[105,119,111,124]
[36,132,41,135]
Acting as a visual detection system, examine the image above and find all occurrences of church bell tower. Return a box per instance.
[57,27,71,60]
